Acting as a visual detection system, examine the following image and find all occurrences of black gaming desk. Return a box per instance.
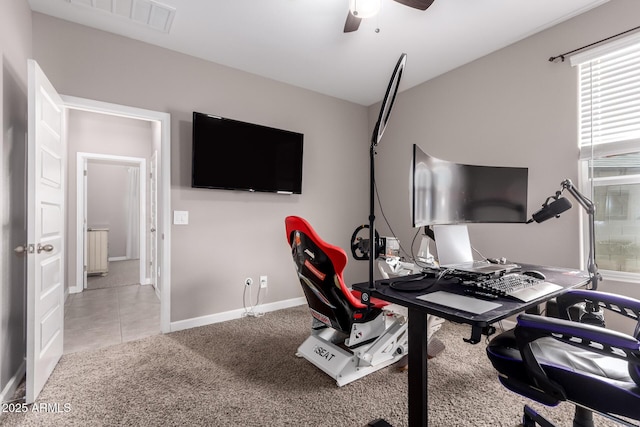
[352,263,591,427]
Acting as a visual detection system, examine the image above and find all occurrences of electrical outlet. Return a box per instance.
[260,275,268,288]
[245,277,253,286]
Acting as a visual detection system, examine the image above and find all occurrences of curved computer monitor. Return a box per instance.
[411,144,528,227]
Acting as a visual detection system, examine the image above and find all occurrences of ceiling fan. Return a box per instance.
[344,0,435,33]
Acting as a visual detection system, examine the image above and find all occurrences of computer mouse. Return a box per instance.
[523,270,546,280]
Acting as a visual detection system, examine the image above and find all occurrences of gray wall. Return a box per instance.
[0,0,31,401]
[372,16,584,268]
[32,13,371,323]
[370,0,640,329]
[87,163,131,259]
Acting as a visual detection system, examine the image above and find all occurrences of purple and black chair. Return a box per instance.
[486,289,640,427]
[284,216,408,386]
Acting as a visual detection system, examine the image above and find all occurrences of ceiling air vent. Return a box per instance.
[67,0,176,33]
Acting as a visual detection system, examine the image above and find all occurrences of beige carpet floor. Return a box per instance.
[0,306,624,427]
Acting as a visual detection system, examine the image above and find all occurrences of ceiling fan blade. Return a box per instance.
[392,0,435,11]
[344,11,362,33]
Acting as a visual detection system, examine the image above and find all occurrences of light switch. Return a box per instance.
[173,210,189,225]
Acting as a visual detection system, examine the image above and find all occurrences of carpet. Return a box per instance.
[0,306,622,427]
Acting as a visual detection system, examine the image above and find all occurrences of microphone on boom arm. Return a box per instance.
[526,193,572,224]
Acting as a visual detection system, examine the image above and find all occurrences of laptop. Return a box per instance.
[433,225,513,274]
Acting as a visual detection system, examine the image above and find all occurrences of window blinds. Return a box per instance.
[575,37,640,149]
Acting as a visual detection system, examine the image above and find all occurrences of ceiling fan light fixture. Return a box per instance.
[349,0,381,19]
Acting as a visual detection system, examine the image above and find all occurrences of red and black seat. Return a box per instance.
[284,216,408,386]
[285,215,387,333]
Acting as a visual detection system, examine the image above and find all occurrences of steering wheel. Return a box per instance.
[350,224,380,261]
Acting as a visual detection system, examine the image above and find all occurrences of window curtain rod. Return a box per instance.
[549,24,640,63]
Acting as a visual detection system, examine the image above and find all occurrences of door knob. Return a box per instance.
[14,245,26,254]
[37,243,54,254]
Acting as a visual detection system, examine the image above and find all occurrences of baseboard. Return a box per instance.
[0,360,25,404]
[170,297,306,332]
[108,256,127,262]
[167,298,515,334]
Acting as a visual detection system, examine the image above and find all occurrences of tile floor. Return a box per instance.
[64,284,160,354]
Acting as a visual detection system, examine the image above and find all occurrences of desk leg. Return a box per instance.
[408,308,428,427]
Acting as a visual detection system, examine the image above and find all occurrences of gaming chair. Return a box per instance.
[284,216,408,386]
[486,289,640,427]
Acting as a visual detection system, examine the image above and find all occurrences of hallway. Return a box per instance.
[64,284,160,354]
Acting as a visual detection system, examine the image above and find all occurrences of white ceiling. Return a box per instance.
[28,0,609,106]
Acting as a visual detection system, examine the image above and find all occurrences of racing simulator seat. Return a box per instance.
[377,256,445,359]
[486,289,640,427]
[284,216,408,386]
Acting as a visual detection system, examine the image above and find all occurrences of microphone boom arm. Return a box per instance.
[560,179,600,290]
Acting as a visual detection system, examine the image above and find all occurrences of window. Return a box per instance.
[588,154,640,275]
[572,33,640,280]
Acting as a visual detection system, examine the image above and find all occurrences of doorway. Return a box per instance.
[62,95,171,334]
[76,154,148,292]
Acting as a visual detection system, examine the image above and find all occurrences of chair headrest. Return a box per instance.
[285,216,347,273]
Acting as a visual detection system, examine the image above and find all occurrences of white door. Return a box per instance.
[150,150,158,293]
[26,59,65,404]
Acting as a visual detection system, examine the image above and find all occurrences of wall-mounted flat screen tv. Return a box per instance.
[192,112,304,194]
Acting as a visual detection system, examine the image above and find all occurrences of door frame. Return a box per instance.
[76,153,147,290]
[150,150,159,299]
[62,95,171,333]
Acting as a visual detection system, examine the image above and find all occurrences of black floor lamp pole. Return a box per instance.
[361,53,407,306]
[368,137,377,292]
